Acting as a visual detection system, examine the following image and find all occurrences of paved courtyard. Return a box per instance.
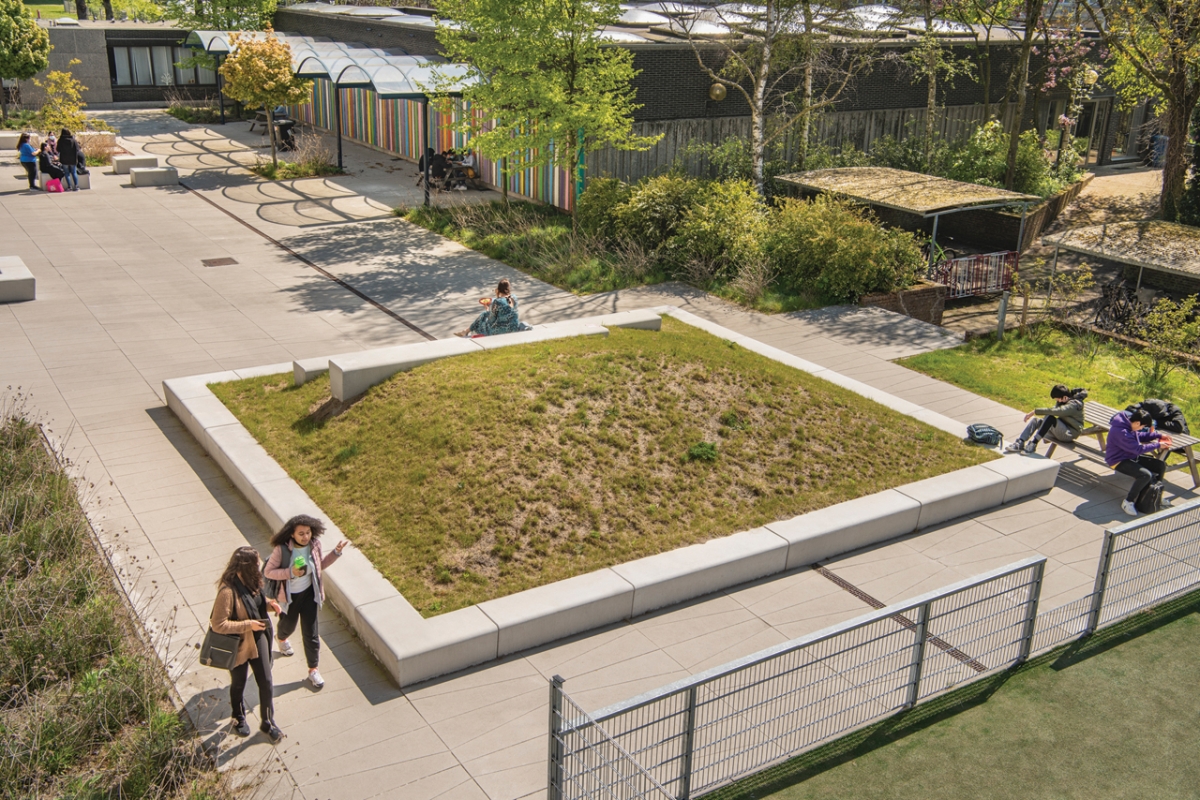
[2,111,1194,799]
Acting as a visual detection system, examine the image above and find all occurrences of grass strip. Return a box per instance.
[212,317,994,615]
[0,401,228,800]
[899,328,1200,425]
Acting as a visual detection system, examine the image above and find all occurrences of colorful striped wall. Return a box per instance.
[291,78,576,210]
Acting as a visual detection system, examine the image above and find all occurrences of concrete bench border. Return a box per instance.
[0,256,36,303]
[165,307,1058,687]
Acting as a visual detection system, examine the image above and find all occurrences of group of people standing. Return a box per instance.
[1008,384,1188,516]
[209,514,347,741]
[17,130,86,192]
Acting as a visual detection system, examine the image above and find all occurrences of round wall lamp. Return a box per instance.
[708,83,727,101]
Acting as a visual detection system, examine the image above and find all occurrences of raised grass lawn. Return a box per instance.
[711,590,1200,800]
[212,318,994,616]
[899,329,1200,427]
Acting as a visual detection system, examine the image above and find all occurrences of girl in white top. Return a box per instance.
[263,514,347,688]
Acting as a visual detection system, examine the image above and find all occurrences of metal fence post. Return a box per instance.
[904,602,931,708]
[678,687,698,800]
[1084,530,1118,636]
[548,675,566,800]
[1015,560,1046,663]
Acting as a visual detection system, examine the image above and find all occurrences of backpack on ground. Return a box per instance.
[1135,481,1165,515]
[967,423,1003,447]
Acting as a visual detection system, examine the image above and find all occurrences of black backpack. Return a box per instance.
[967,423,1003,447]
[1135,481,1165,515]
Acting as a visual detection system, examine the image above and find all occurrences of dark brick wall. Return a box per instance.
[273,9,1107,125]
[860,281,947,325]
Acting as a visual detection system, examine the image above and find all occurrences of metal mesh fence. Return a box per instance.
[550,557,1045,799]
[550,500,1200,799]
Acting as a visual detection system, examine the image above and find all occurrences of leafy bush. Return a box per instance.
[667,179,767,284]
[576,177,631,239]
[766,196,925,302]
[611,173,711,250]
[870,133,951,176]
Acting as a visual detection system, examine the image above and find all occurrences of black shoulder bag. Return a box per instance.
[199,588,242,671]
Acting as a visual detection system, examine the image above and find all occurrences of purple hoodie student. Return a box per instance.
[1106,409,1171,515]
[1105,410,1164,467]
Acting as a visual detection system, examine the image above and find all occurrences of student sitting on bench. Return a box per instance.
[1106,408,1172,517]
[1006,385,1088,454]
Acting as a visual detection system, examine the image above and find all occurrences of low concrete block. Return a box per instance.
[233,363,293,381]
[664,308,752,345]
[113,155,159,174]
[129,167,179,187]
[322,549,409,622]
[0,256,35,303]
[204,423,292,503]
[576,309,663,331]
[769,489,922,570]
[473,321,608,350]
[331,338,481,401]
[479,570,635,657]
[897,464,1008,529]
[293,357,328,386]
[163,389,241,447]
[0,132,25,149]
[390,606,500,686]
[245,476,321,534]
[613,528,789,617]
[983,454,1060,504]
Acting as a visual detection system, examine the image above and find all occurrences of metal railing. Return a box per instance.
[1033,498,1200,655]
[927,250,1019,299]
[548,499,1200,799]
[548,557,1046,800]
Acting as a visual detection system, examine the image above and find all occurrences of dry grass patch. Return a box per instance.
[212,318,994,615]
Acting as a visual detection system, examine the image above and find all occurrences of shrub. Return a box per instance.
[766,196,925,302]
[576,177,632,239]
[612,174,710,250]
[667,179,768,284]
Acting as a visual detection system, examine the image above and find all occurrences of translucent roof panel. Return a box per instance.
[600,28,652,41]
[635,2,707,15]
[776,167,1040,215]
[185,30,477,97]
[614,7,670,25]
[1043,221,1200,277]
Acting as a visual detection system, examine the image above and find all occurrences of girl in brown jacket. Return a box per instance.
[211,546,283,741]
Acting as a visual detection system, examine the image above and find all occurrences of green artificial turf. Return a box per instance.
[709,588,1200,800]
[23,0,74,19]
[899,328,1200,424]
[212,317,994,615]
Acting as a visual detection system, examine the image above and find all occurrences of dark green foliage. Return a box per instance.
[685,442,719,462]
[611,173,710,250]
[575,176,632,238]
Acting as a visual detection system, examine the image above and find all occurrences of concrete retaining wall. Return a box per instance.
[166,308,1058,687]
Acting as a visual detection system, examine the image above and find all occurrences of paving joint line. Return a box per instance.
[813,565,987,673]
[178,180,436,342]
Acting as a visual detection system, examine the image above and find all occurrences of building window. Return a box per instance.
[110,46,217,87]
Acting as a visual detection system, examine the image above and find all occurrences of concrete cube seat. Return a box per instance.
[0,131,29,149]
[39,171,91,191]
[0,256,36,303]
[129,167,179,187]
[113,155,159,174]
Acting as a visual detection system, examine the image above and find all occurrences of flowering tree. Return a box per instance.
[0,0,50,121]
[1083,0,1200,220]
[1036,29,1098,166]
[219,31,312,167]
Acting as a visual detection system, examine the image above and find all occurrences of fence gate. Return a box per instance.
[928,251,1019,298]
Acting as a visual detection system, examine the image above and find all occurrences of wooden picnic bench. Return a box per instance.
[1044,401,1199,488]
[250,109,289,133]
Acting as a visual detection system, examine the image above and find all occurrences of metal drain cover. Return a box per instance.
[201,257,238,267]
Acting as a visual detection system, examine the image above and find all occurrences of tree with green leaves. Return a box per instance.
[676,0,884,191]
[0,0,50,121]
[1083,0,1200,221]
[902,0,975,171]
[163,0,276,32]
[432,0,659,211]
[1178,103,1200,227]
[218,32,311,167]
[34,58,87,131]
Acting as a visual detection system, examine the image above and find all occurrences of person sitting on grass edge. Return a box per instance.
[1105,408,1173,517]
[1006,385,1088,454]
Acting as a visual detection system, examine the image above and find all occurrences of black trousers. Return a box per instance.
[229,631,274,725]
[22,162,37,188]
[277,586,320,669]
[1114,456,1167,503]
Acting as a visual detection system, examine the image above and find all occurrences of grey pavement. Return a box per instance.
[1,111,1193,800]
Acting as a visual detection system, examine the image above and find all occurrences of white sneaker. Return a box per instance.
[1121,499,1138,516]
[278,639,294,656]
[1004,440,1023,454]
[1023,438,1038,454]
[308,669,325,689]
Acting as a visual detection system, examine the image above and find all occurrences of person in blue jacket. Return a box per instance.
[17,134,39,190]
[1105,408,1172,516]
